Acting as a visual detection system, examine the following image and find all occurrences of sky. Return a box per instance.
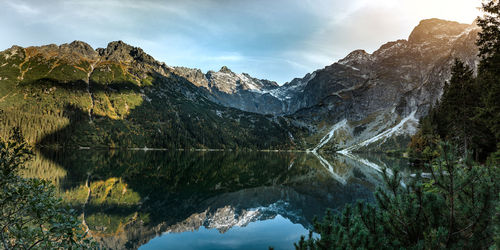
[0,0,483,84]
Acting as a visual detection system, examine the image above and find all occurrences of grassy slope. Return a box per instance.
[0,46,307,150]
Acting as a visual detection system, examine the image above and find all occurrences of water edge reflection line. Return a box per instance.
[81,174,92,237]
[310,150,347,185]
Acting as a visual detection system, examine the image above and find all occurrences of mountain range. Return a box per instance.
[0,18,480,152]
[0,40,302,149]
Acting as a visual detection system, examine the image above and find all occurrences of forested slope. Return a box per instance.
[0,41,305,149]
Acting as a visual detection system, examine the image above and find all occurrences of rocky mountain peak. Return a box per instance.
[408,18,472,44]
[4,45,24,56]
[10,41,99,64]
[98,40,157,65]
[219,66,233,74]
[338,49,372,67]
[66,40,93,51]
[59,40,98,59]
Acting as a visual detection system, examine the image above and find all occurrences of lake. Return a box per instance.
[23,149,408,249]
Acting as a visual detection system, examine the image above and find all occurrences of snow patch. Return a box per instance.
[340,64,360,71]
[267,72,316,101]
[237,73,260,91]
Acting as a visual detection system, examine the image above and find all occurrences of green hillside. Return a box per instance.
[0,41,306,149]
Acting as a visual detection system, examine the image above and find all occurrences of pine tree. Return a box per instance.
[477,0,500,74]
[296,144,499,249]
[408,106,440,162]
[494,194,500,248]
[476,0,500,157]
[410,0,500,162]
[408,60,491,162]
[437,60,482,158]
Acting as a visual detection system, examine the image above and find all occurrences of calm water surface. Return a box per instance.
[24,149,408,249]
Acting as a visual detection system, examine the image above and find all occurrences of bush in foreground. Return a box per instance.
[0,128,96,249]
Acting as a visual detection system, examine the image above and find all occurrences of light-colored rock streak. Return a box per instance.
[312,150,347,185]
[341,110,417,153]
[337,150,408,188]
[337,150,391,176]
[312,119,348,152]
[306,119,350,185]
[86,61,98,122]
[81,174,92,236]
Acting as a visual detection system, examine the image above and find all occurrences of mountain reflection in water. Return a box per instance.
[23,149,406,249]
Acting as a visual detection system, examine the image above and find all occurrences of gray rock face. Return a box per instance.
[172,18,480,150]
[173,65,284,114]
[96,40,171,79]
[283,19,480,149]
[174,19,479,126]
[293,19,479,122]
[97,40,154,63]
[408,18,472,44]
[59,41,99,60]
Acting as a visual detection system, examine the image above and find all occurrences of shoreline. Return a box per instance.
[37,145,406,155]
[36,145,310,153]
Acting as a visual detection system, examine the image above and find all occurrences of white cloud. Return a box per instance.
[5,1,39,15]
[0,0,484,84]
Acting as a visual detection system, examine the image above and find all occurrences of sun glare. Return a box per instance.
[411,0,483,24]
